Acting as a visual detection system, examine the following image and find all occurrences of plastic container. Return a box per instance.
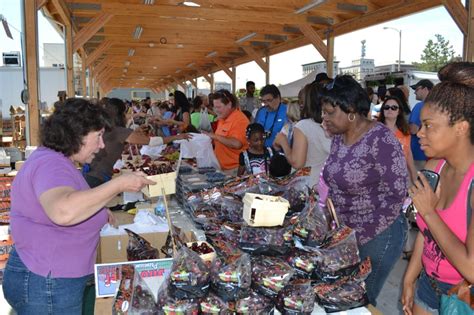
[186,241,216,265]
[154,196,166,218]
[242,193,289,227]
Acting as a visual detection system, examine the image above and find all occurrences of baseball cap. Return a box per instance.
[410,79,434,90]
[314,72,331,83]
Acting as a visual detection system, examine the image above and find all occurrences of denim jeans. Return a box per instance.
[358,214,408,306]
[3,248,92,315]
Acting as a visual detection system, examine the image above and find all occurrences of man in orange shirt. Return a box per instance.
[204,90,249,175]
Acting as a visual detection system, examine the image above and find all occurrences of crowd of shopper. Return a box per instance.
[3,62,473,314]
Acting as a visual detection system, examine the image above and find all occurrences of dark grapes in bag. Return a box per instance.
[239,226,288,256]
[200,293,231,314]
[314,278,369,313]
[129,272,158,314]
[169,246,210,299]
[156,279,199,315]
[292,200,328,247]
[213,196,244,223]
[125,229,159,261]
[285,249,318,279]
[192,204,219,225]
[275,279,315,315]
[235,290,274,314]
[251,256,294,298]
[281,173,311,214]
[211,254,252,302]
[311,226,360,282]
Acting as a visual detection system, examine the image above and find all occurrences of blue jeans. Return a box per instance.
[3,248,92,315]
[358,214,408,306]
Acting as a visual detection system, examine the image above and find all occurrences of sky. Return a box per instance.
[0,1,465,90]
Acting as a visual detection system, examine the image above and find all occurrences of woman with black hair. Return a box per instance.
[321,75,408,306]
[84,98,190,188]
[3,98,154,314]
[163,90,194,132]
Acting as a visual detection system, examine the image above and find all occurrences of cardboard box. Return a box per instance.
[94,297,113,315]
[142,171,177,197]
[243,193,289,227]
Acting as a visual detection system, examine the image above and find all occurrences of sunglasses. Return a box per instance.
[382,105,399,111]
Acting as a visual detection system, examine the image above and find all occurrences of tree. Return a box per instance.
[414,34,457,72]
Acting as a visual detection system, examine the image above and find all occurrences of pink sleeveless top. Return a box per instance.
[416,160,474,284]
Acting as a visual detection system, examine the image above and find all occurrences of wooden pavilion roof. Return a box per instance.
[41,0,450,92]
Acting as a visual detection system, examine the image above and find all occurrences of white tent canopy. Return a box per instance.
[278,70,320,98]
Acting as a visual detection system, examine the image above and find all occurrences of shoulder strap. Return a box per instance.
[243,151,252,174]
[468,178,473,229]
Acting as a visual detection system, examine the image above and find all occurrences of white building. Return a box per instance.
[43,43,65,68]
[0,66,66,118]
[301,61,339,77]
[339,58,375,82]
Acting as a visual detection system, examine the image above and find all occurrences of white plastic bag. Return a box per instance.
[198,108,212,132]
[176,133,220,169]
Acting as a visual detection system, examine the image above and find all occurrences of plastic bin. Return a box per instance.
[243,193,289,227]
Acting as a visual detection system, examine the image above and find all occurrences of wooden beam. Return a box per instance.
[37,0,49,10]
[173,78,187,91]
[298,23,328,59]
[326,30,335,78]
[73,12,113,52]
[24,0,40,146]
[66,24,75,97]
[50,0,71,26]
[231,66,236,94]
[466,0,474,61]
[212,58,234,79]
[265,54,270,85]
[443,0,468,35]
[189,78,198,88]
[93,59,108,79]
[81,57,87,97]
[191,65,213,85]
[85,40,112,67]
[241,46,269,73]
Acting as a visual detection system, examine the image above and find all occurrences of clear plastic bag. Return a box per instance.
[275,279,315,315]
[200,293,231,314]
[125,229,159,261]
[292,199,328,247]
[285,248,319,279]
[211,253,252,302]
[239,226,289,256]
[129,272,158,314]
[314,278,369,313]
[169,246,210,299]
[234,290,274,314]
[156,279,200,315]
[311,226,361,282]
[251,256,294,298]
[113,264,135,315]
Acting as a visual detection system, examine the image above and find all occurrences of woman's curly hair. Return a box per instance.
[425,62,474,144]
[40,98,110,156]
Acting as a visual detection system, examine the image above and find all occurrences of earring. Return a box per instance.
[348,113,356,122]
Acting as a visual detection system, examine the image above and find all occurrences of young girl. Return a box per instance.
[238,123,273,176]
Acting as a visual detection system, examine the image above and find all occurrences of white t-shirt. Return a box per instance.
[295,119,331,187]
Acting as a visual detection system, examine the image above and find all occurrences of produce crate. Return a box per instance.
[243,193,289,227]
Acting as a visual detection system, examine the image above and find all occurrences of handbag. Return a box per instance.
[440,178,474,314]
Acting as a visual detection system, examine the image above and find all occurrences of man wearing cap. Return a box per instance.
[408,79,434,170]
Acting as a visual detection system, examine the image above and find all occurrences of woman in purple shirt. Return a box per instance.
[321,75,408,306]
[3,99,154,314]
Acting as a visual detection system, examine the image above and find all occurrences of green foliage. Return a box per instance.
[415,34,457,72]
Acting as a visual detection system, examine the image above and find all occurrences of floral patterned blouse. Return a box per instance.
[322,122,408,245]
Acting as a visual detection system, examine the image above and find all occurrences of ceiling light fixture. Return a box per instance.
[235,32,257,44]
[294,0,327,14]
[148,42,155,48]
[175,69,182,73]
[180,1,200,7]
[206,51,217,58]
[123,68,128,73]
[133,25,143,39]
[128,48,135,56]
[186,63,195,68]
[153,66,157,69]
[143,0,155,4]
[124,60,131,66]
[176,44,184,48]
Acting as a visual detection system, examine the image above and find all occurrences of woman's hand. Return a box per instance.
[176,133,192,141]
[201,130,216,140]
[401,281,415,315]
[117,172,156,192]
[409,172,439,219]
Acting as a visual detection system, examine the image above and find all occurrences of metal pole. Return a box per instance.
[398,30,402,72]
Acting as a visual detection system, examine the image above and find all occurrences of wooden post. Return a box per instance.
[23,0,40,146]
[210,73,214,93]
[81,58,87,97]
[265,54,270,85]
[66,24,75,97]
[326,29,335,78]
[467,0,474,61]
[231,66,236,94]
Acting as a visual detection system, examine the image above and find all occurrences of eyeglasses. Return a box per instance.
[382,105,399,111]
[261,97,275,104]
